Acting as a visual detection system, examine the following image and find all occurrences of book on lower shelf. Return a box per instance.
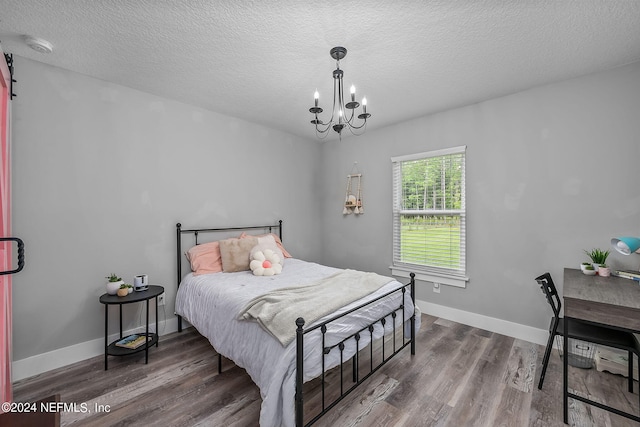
[115,334,151,349]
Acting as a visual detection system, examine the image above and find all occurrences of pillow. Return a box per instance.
[256,234,284,265]
[219,236,258,272]
[239,232,291,258]
[185,241,223,275]
[250,245,283,276]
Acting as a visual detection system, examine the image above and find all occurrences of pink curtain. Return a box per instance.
[0,48,13,406]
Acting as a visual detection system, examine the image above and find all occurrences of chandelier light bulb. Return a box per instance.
[314,90,319,107]
[350,85,356,102]
[362,97,367,113]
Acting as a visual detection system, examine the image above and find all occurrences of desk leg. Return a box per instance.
[145,299,149,364]
[119,304,123,339]
[104,305,108,371]
[563,317,569,424]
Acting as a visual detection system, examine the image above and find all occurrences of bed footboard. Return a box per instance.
[295,273,416,427]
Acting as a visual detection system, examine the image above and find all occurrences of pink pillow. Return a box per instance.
[185,241,223,275]
[239,232,291,258]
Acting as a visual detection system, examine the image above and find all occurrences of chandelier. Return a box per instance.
[309,47,371,139]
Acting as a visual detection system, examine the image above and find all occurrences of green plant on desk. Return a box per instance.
[584,248,610,264]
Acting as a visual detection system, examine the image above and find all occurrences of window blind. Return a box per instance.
[392,146,466,278]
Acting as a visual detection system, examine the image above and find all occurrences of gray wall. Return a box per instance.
[319,61,640,331]
[11,55,640,363]
[11,57,322,361]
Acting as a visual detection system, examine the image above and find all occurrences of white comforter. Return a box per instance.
[175,258,421,427]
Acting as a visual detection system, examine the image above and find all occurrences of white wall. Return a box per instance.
[11,57,322,362]
[319,61,640,332]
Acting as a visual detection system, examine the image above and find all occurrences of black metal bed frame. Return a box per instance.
[175,220,416,427]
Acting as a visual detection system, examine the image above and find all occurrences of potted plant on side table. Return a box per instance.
[105,273,124,295]
[117,284,133,297]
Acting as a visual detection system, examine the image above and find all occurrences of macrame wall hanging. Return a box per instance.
[343,162,363,215]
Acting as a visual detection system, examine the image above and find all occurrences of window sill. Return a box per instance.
[390,266,468,288]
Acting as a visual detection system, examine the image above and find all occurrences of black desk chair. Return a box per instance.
[536,272,640,392]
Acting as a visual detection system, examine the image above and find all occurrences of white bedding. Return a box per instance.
[175,258,421,427]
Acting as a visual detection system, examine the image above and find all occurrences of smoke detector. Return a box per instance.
[24,36,53,54]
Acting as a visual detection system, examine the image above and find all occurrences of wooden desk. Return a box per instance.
[563,268,640,423]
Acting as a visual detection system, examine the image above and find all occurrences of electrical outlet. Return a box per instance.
[433,282,441,293]
[158,294,165,306]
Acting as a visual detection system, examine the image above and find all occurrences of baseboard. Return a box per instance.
[13,302,548,382]
[12,317,181,382]
[416,299,548,346]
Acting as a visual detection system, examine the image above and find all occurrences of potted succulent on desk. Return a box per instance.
[580,262,592,272]
[598,264,611,277]
[584,248,610,274]
[105,273,124,295]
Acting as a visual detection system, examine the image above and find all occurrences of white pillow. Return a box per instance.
[256,234,284,266]
[250,245,283,276]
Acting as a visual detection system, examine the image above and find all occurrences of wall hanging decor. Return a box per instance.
[343,163,363,215]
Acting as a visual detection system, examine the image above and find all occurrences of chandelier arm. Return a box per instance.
[347,120,368,130]
[314,119,333,134]
[344,108,356,125]
[315,127,332,139]
[311,79,339,133]
[342,106,369,130]
[349,119,367,129]
[345,121,368,136]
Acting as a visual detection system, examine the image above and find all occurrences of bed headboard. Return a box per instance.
[175,220,283,331]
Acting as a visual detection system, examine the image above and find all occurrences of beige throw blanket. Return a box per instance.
[238,269,394,346]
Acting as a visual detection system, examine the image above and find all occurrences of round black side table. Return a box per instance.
[99,285,164,370]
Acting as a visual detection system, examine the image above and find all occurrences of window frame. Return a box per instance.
[390,146,468,288]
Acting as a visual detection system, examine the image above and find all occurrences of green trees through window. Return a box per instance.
[400,155,463,211]
[392,147,466,276]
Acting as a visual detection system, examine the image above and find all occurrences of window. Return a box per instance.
[391,146,467,288]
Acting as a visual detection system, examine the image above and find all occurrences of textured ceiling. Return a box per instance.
[2,0,640,141]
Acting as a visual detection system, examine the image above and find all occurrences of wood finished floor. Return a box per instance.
[13,314,640,427]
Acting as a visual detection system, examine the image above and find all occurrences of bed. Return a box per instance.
[174,221,420,427]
